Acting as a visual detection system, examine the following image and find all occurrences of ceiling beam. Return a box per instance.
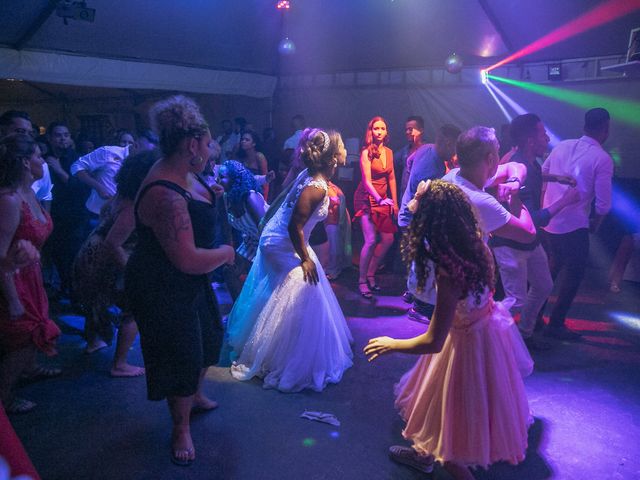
[23,80,58,98]
[14,0,59,50]
[477,0,515,53]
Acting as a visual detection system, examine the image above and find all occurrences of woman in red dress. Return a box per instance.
[0,134,60,414]
[354,117,398,298]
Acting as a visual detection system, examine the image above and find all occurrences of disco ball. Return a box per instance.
[445,53,463,74]
[278,37,296,55]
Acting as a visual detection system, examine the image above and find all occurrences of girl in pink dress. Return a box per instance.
[365,179,532,479]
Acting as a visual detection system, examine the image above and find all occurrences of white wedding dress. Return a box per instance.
[225,170,353,392]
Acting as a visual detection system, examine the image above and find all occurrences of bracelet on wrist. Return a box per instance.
[506,176,521,185]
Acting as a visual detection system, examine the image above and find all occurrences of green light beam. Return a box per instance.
[487,74,640,127]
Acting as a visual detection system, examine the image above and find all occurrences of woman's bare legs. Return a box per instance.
[609,235,634,292]
[110,317,144,377]
[367,232,394,285]
[168,395,195,463]
[167,368,216,463]
[0,346,36,407]
[193,367,217,411]
[358,214,377,293]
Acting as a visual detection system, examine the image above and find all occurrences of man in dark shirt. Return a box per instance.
[491,114,579,347]
[45,122,90,298]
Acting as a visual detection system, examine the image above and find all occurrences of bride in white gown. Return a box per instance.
[224,128,353,392]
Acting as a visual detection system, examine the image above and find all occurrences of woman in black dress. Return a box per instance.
[125,96,234,466]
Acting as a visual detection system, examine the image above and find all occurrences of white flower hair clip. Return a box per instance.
[407,179,431,214]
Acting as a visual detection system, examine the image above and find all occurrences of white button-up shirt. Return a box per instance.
[71,145,129,214]
[542,135,613,234]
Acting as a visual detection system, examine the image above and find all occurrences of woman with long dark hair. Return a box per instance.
[353,116,398,298]
[237,130,269,200]
[0,134,60,414]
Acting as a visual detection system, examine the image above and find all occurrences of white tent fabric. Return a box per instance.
[0,47,277,98]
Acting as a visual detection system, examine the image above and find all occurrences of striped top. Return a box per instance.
[226,190,267,261]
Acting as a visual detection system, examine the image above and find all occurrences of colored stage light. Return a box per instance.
[485,81,563,146]
[486,0,640,72]
[480,69,488,84]
[302,438,316,447]
[608,311,640,332]
[484,83,513,122]
[486,81,526,115]
[611,187,640,232]
[277,0,290,9]
[487,74,640,128]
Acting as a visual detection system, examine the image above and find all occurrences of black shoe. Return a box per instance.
[524,336,552,351]
[401,291,414,304]
[543,325,581,341]
[367,276,381,292]
[407,307,431,325]
[388,445,434,474]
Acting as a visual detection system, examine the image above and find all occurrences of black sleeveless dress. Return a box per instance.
[125,176,227,401]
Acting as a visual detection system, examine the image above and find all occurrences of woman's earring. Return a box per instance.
[190,156,203,166]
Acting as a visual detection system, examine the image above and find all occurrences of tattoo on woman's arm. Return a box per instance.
[155,194,191,242]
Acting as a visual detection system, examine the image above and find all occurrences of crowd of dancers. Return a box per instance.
[0,94,623,478]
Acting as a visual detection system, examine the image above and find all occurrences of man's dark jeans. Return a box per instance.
[546,228,589,329]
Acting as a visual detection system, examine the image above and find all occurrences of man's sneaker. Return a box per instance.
[407,307,431,325]
[543,325,581,341]
[388,445,434,473]
[401,291,414,304]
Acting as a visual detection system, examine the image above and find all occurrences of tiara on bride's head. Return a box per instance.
[319,130,330,153]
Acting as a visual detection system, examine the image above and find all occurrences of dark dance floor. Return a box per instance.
[11,265,640,479]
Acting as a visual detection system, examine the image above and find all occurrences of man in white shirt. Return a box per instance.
[71,144,130,216]
[410,126,536,314]
[0,110,54,210]
[282,114,305,159]
[541,108,614,339]
[216,120,236,162]
[442,126,535,245]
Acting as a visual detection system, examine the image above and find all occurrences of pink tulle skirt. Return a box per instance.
[394,300,533,469]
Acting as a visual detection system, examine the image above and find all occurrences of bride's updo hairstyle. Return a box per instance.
[149,95,209,156]
[297,128,345,175]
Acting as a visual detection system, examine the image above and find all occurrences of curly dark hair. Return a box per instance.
[363,116,389,161]
[221,160,259,211]
[297,128,344,175]
[115,149,161,200]
[0,133,36,188]
[149,95,208,156]
[402,179,494,303]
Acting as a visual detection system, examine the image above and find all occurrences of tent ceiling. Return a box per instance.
[0,0,638,76]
